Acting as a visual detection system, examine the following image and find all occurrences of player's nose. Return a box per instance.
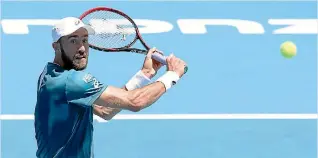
[78,46,86,54]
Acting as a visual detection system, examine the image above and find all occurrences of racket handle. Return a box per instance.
[151,52,188,74]
[152,52,167,65]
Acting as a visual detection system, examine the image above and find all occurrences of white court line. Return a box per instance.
[0,1,2,156]
[316,0,318,149]
[0,114,317,123]
[1,0,315,1]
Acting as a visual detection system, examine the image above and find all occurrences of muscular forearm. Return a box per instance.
[95,70,180,112]
[127,70,181,111]
[96,81,166,112]
[127,81,166,111]
[93,86,127,120]
[93,104,121,120]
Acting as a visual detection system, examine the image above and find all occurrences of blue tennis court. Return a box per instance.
[1,1,317,158]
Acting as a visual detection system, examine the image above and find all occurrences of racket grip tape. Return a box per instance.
[151,52,188,74]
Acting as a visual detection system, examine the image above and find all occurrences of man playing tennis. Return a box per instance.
[34,17,187,158]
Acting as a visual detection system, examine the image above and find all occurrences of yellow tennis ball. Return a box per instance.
[280,41,297,58]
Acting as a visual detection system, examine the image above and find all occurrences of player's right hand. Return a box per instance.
[166,54,187,78]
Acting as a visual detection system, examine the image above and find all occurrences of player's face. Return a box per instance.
[59,27,89,70]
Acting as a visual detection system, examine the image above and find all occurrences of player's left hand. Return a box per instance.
[141,47,164,79]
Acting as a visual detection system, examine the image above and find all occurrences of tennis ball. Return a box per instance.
[280,41,297,58]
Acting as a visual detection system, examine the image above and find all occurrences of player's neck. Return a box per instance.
[53,56,64,68]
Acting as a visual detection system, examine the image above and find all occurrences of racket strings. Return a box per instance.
[81,10,137,49]
[83,12,129,46]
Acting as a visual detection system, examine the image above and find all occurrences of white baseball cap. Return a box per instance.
[52,17,95,42]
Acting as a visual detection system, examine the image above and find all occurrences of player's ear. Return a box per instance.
[52,42,60,53]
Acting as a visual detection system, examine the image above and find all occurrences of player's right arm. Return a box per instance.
[94,54,186,112]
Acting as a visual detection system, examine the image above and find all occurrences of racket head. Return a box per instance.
[79,7,151,53]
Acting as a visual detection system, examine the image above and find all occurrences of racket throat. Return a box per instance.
[129,49,147,55]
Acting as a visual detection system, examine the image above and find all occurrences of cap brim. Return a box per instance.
[82,25,95,35]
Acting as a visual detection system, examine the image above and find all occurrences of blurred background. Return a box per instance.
[1,1,317,158]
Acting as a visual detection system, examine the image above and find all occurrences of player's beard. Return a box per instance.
[60,44,88,71]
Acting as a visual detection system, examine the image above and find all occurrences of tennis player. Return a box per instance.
[34,17,187,158]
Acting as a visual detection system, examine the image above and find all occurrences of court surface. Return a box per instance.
[1,1,317,158]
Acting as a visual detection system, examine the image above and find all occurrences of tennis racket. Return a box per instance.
[79,7,188,74]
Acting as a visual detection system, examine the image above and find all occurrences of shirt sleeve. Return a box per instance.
[65,70,107,108]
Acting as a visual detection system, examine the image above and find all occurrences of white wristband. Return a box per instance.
[125,70,151,91]
[156,71,180,91]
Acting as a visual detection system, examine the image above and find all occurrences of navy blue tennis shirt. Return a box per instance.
[34,62,107,158]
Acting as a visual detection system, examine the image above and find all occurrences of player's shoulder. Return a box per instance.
[67,70,95,83]
[67,69,89,79]
[66,70,104,89]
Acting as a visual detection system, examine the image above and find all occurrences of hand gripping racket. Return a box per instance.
[79,7,188,74]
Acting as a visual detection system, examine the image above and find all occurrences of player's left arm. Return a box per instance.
[93,86,127,120]
[93,104,122,120]
[93,65,160,120]
[93,49,162,120]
